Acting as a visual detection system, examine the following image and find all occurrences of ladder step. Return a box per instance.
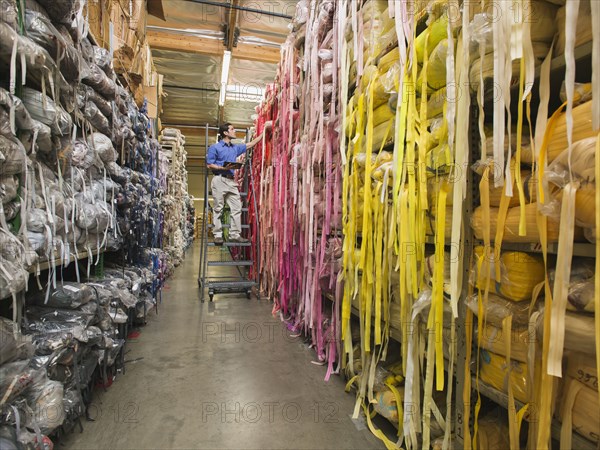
[208,224,250,229]
[208,192,247,196]
[208,207,250,213]
[208,261,253,267]
[208,241,251,247]
[206,281,256,289]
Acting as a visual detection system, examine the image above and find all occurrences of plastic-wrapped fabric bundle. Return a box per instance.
[23,378,64,434]
[24,9,80,81]
[81,61,117,100]
[0,21,49,71]
[28,282,94,309]
[20,119,54,154]
[0,228,23,264]
[88,132,117,163]
[20,87,72,136]
[415,13,448,64]
[75,199,110,233]
[26,208,47,233]
[0,361,44,405]
[35,0,81,25]
[0,0,18,29]
[0,317,33,365]
[476,324,532,363]
[60,224,81,247]
[544,136,597,228]
[93,45,113,75]
[470,203,584,243]
[77,84,113,119]
[423,252,452,297]
[426,141,452,175]
[555,0,593,56]
[4,201,20,221]
[425,205,453,237]
[0,88,34,131]
[558,376,599,444]
[0,136,26,175]
[465,292,531,329]
[480,350,528,403]
[0,175,18,204]
[71,138,95,169]
[469,42,549,95]
[536,309,596,356]
[566,352,597,392]
[548,259,595,313]
[540,101,596,163]
[0,259,28,300]
[81,101,111,135]
[26,230,47,254]
[471,246,545,301]
[26,301,98,327]
[0,107,11,136]
[473,415,511,450]
[420,39,448,92]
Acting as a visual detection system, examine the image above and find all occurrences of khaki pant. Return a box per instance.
[211,175,242,239]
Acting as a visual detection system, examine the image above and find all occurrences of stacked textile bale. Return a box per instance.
[0,2,174,446]
[249,0,342,377]
[159,128,193,271]
[464,0,600,444]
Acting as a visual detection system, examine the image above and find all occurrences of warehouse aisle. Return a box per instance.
[62,243,383,449]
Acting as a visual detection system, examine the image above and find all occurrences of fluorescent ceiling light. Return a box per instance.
[225,84,265,103]
[219,50,232,106]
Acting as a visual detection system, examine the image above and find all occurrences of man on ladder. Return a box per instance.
[206,122,266,244]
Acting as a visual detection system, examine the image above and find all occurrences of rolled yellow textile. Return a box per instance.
[480,350,528,404]
[470,203,584,243]
[477,323,532,363]
[471,246,545,302]
[558,377,599,444]
[539,101,596,163]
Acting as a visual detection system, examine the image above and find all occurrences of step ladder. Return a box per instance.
[197,124,260,303]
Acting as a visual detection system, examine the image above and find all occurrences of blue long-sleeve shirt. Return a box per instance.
[206,140,247,176]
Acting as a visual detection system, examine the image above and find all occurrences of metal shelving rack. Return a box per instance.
[455,39,597,450]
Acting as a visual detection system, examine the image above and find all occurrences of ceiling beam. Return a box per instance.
[148,29,222,56]
[148,29,280,63]
[231,44,280,63]
[226,0,239,51]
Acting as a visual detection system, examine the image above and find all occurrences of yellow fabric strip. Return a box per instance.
[596,132,600,411]
[515,54,527,236]
[432,184,448,391]
[547,182,577,377]
[535,207,554,450]
[502,315,519,450]
[363,403,401,450]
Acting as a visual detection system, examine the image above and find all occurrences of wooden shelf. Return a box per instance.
[31,248,104,273]
[474,240,595,258]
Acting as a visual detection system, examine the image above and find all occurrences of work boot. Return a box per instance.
[230,236,249,243]
[214,236,223,245]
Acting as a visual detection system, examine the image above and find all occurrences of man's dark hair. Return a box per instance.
[218,123,232,141]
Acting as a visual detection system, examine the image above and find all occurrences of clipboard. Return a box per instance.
[223,162,242,170]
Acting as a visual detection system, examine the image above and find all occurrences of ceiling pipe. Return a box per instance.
[186,0,293,20]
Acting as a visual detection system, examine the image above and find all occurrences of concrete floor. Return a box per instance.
[62,243,383,449]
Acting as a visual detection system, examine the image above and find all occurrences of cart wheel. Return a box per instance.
[209,293,214,302]
[246,290,252,299]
